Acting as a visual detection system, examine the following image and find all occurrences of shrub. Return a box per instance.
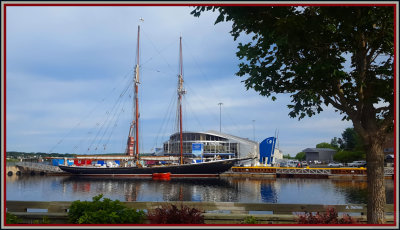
[296,208,358,224]
[33,216,51,224]
[148,204,204,224]
[242,215,258,224]
[6,212,21,224]
[68,194,146,224]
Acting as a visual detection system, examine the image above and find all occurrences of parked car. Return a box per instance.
[328,162,343,167]
[301,161,308,166]
[279,162,288,167]
[287,160,299,167]
[347,161,367,167]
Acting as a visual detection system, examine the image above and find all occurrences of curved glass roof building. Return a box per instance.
[162,130,259,160]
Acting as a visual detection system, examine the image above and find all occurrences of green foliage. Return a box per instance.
[68,194,146,224]
[147,204,204,224]
[295,152,306,161]
[191,6,393,124]
[283,154,294,159]
[315,142,337,150]
[334,150,365,163]
[6,151,77,159]
[330,137,340,149]
[6,212,21,224]
[33,216,51,224]
[242,215,258,224]
[191,6,394,224]
[340,128,361,150]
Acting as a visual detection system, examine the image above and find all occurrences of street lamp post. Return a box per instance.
[218,102,223,133]
[252,120,255,141]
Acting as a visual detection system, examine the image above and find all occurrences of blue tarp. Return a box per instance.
[52,159,64,166]
[97,160,105,165]
[115,160,120,165]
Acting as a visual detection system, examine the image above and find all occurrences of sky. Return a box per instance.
[5,6,354,156]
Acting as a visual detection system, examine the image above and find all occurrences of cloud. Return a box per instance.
[5,6,356,155]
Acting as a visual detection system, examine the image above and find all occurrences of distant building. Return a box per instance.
[303,148,337,163]
[162,130,258,160]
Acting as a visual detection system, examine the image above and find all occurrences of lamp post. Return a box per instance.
[218,102,223,133]
[252,120,255,141]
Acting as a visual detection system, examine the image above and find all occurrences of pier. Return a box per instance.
[228,166,394,179]
[7,162,65,176]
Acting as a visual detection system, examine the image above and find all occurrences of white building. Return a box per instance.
[162,130,258,160]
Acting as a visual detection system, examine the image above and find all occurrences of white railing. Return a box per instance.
[276,168,331,175]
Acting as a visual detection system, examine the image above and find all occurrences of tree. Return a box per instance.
[295,152,305,161]
[192,6,394,224]
[330,137,340,150]
[340,128,358,150]
[283,154,293,159]
[333,150,365,163]
[316,142,336,150]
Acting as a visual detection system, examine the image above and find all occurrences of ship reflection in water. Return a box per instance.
[6,176,394,205]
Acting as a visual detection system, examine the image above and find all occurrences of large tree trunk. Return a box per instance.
[366,138,386,224]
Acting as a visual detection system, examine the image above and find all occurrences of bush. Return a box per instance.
[296,208,358,224]
[242,215,258,224]
[148,204,204,224]
[33,216,51,224]
[68,194,146,224]
[6,212,21,224]
[333,150,365,163]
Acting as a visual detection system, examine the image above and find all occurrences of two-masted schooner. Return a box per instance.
[58,25,244,176]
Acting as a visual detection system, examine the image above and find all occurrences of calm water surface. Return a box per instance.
[6,175,394,205]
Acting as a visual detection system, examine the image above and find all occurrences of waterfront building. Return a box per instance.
[303,148,337,163]
[162,130,259,160]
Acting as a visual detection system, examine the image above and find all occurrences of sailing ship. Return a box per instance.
[58,25,247,176]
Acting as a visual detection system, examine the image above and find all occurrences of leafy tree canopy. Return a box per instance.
[191,7,394,223]
[191,6,394,143]
[295,152,306,161]
[316,142,337,150]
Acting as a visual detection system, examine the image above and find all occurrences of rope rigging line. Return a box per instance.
[181,40,245,136]
[182,39,224,101]
[71,70,134,154]
[141,28,177,75]
[49,67,135,154]
[94,84,131,154]
[153,88,178,150]
[182,93,204,132]
[101,90,132,154]
[87,77,133,153]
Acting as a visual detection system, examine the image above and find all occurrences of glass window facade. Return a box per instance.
[163,132,239,157]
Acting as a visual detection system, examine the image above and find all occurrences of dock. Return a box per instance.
[226,166,394,179]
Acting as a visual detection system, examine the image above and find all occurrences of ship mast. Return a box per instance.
[178,36,186,165]
[127,25,141,161]
[135,25,140,160]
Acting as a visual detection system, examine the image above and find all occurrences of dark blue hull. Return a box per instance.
[59,159,239,175]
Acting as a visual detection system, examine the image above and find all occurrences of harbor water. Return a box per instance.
[6,175,394,205]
